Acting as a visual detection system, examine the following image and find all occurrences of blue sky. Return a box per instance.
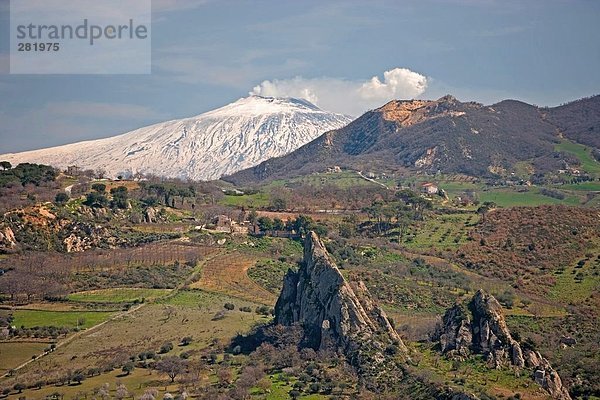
[1,0,599,152]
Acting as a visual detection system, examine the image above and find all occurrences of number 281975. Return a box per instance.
[17,42,60,51]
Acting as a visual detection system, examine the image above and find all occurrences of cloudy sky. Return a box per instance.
[1,0,599,152]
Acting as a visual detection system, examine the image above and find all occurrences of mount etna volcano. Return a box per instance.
[0,96,351,181]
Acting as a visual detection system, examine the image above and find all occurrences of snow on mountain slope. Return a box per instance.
[0,96,352,181]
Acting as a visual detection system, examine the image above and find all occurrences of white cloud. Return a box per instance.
[250,67,428,116]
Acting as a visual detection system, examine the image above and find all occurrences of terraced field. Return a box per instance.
[191,252,276,305]
[402,212,477,250]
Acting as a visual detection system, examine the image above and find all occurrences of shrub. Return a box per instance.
[122,362,135,375]
[72,372,85,384]
[54,192,69,205]
[91,183,106,193]
[159,342,174,354]
[180,336,193,346]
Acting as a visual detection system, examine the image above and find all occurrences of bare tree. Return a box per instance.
[156,356,187,383]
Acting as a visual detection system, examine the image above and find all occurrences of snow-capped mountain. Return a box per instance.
[0,96,352,181]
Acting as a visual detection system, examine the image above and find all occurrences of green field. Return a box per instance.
[478,187,580,207]
[548,255,600,304]
[221,171,384,208]
[268,170,373,188]
[281,171,378,188]
[159,288,267,311]
[559,181,600,191]
[11,310,115,329]
[437,181,482,197]
[0,342,50,373]
[555,140,600,175]
[68,288,172,303]
[402,212,477,250]
[221,191,271,208]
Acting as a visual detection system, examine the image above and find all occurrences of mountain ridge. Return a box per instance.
[0,96,352,181]
[225,94,600,185]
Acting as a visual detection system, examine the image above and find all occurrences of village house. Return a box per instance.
[421,182,439,195]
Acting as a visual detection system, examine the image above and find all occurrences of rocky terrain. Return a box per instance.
[0,205,177,254]
[436,290,572,400]
[273,231,494,398]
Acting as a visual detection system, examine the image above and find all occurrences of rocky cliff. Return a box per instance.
[0,226,17,253]
[436,290,571,400]
[274,231,408,390]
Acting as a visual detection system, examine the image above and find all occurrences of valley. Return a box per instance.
[0,96,598,400]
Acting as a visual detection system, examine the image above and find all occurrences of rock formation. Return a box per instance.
[436,290,571,400]
[437,303,472,360]
[469,289,525,369]
[274,231,407,390]
[62,222,119,252]
[144,207,157,223]
[523,348,572,400]
[0,226,17,253]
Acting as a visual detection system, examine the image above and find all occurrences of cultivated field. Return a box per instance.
[0,342,51,375]
[5,289,269,396]
[190,252,276,305]
[10,310,115,329]
[67,288,172,304]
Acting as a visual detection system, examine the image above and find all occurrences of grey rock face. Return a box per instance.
[438,303,472,360]
[524,349,572,400]
[470,290,524,368]
[274,232,407,389]
[0,226,17,252]
[275,232,404,351]
[437,290,571,400]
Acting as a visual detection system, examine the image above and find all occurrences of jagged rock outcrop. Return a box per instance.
[469,289,525,369]
[62,223,119,252]
[524,348,572,400]
[144,207,157,223]
[275,231,407,390]
[437,303,472,360]
[0,226,17,253]
[436,290,571,400]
